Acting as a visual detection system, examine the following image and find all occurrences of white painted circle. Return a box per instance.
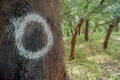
[13,13,53,59]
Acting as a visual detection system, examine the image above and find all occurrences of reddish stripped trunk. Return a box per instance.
[103,24,114,49]
[69,18,84,60]
[85,19,89,41]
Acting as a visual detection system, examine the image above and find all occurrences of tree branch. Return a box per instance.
[100,0,105,5]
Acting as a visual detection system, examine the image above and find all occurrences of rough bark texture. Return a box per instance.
[69,18,84,60]
[103,24,114,49]
[0,0,67,80]
[85,19,89,41]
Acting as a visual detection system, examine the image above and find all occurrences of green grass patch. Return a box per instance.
[64,32,120,80]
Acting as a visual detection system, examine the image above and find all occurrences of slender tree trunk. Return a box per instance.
[78,26,81,35]
[103,24,114,49]
[70,18,84,60]
[92,25,97,33]
[85,19,89,41]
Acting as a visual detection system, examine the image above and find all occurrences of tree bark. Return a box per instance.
[78,26,81,35]
[0,0,67,80]
[69,18,84,60]
[103,24,114,49]
[85,19,89,41]
[92,24,97,33]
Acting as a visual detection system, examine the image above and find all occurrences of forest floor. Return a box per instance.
[64,32,120,80]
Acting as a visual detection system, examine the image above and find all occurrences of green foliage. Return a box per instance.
[62,0,120,79]
[62,0,120,36]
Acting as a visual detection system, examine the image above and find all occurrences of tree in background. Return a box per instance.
[62,0,120,59]
[70,18,84,60]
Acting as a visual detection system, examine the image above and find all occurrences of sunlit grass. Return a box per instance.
[64,32,120,80]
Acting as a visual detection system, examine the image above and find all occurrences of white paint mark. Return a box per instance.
[12,13,53,59]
